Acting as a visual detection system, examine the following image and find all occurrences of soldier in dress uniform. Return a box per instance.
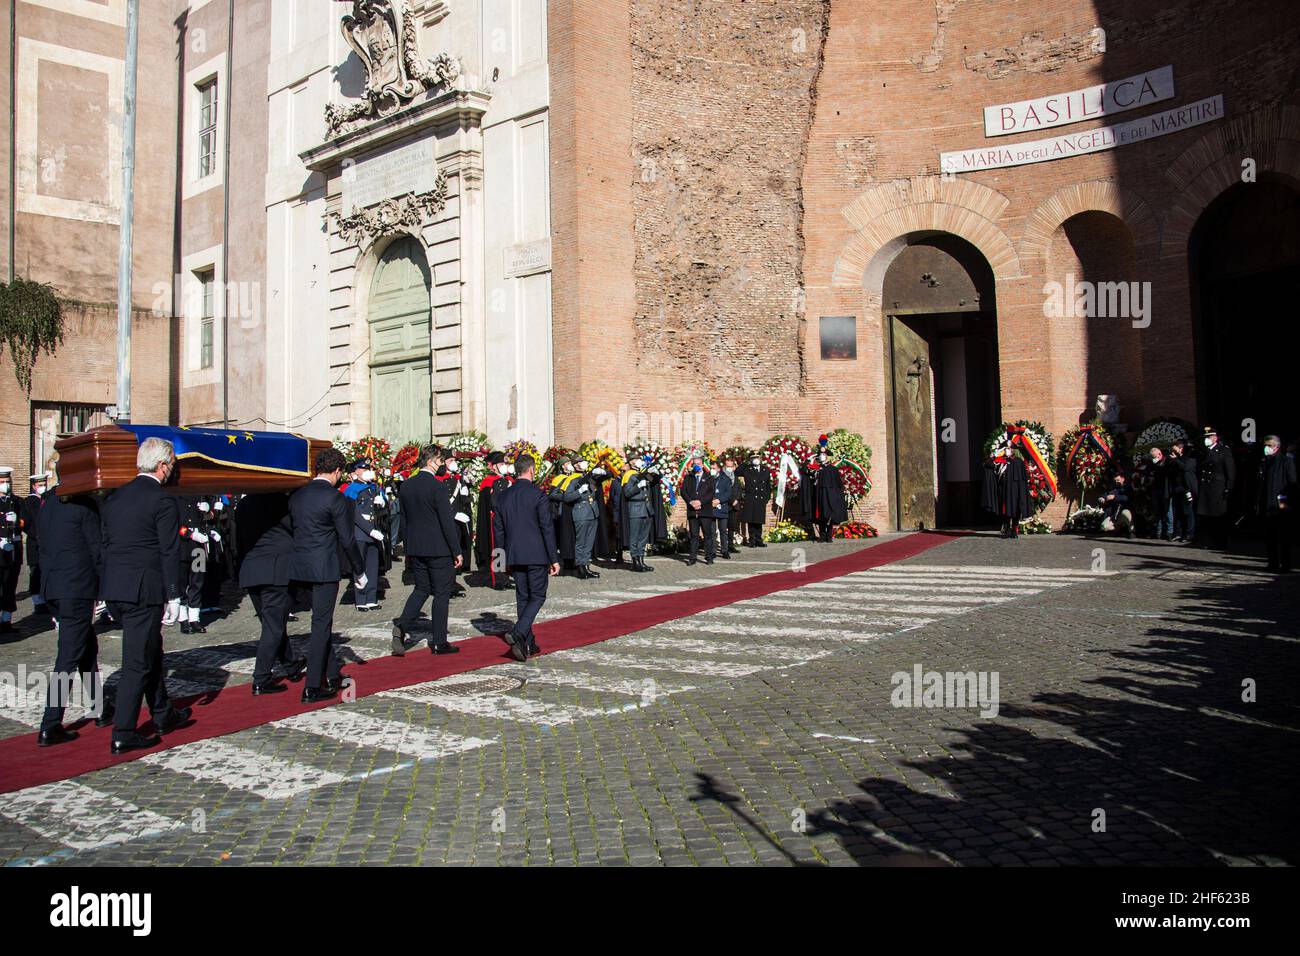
[0,467,24,633]
[619,453,665,572]
[176,496,211,633]
[1196,425,1237,550]
[436,455,474,598]
[558,456,603,579]
[475,452,514,589]
[22,471,51,615]
[199,494,234,612]
[342,459,385,611]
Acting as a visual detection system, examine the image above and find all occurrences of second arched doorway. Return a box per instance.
[882,233,1000,529]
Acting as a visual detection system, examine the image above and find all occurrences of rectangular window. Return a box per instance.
[197,78,218,179]
[198,268,215,369]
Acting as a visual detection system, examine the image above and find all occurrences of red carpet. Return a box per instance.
[0,532,954,793]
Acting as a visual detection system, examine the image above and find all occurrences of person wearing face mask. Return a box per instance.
[1196,426,1236,550]
[435,454,473,597]
[565,458,603,579]
[710,460,736,559]
[1167,440,1197,543]
[343,459,384,611]
[21,471,50,615]
[0,467,22,633]
[737,454,771,547]
[100,437,191,754]
[1257,435,1296,573]
[392,444,463,656]
[548,455,580,573]
[1144,447,1173,540]
[475,452,514,590]
[679,456,716,565]
[620,453,665,570]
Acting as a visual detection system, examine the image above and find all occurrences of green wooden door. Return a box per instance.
[368,237,432,445]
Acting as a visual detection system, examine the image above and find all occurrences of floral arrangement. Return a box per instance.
[446,431,492,488]
[1062,504,1106,533]
[671,440,719,483]
[984,420,1057,514]
[821,428,874,507]
[503,439,542,479]
[1130,417,1195,463]
[578,439,629,477]
[764,518,811,543]
[721,445,755,464]
[623,440,675,505]
[1056,420,1122,493]
[342,435,393,472]
[759,434,815,486]
[833,520,878,539]
[389,441,421,480]
[541,445,576,483]
[1019,515,1053,535]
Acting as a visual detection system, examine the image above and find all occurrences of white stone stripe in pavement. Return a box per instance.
[376,686,615,726]
[853,565,1115,578]
[493,663,695,699]
[691,605,940,629]
[801,581,1035,595]
[825,574,1076,588]
[745,590,1017,606]
[140,738,348,799]
[273,708,496,760]
[741,597,976,616]
[614,634,831,661]
[650,619,893,642]
[0,780,186,852]
[554,647,771,678]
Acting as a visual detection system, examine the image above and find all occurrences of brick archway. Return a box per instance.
[1160,101,1300,259]
[1019,180,1158,272]
[831,176,1021,287]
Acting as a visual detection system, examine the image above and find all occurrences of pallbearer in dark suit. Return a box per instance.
[100,437,191,754]
[392,444,462,655]
[493,455,559,661]
[22,471,51,615]
[0,467,22,633]
[36,466,111,746]
[289,447,365,703]
[236,492,303,695]
[679,457,716,566]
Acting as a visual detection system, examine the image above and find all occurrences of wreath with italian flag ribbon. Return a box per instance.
[983,420,1057,514]
[1056,420,1122,492]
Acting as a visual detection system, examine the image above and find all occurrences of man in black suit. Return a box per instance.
[392,444,462,655]
[289,447,365,703]
[36,466,111,746]
[679,456,716,566]
[493,454,560,662]
[236,492,304,695]
[100,437,191,754]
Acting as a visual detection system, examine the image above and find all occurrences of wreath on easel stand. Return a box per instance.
[983,420,1058,517]
[1055,419,1123,515]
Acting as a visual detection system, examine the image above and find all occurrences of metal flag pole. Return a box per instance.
[114,0,139,423]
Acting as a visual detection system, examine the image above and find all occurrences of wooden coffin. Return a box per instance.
[54,425,333,497]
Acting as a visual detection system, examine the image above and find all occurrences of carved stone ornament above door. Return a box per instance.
[325,0,460,140]
[330,170,450,247]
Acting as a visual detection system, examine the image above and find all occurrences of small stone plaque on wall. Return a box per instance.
[819,315,856,360]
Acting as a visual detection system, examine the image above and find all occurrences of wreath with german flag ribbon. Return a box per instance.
[983,420,1057,514]
[1056,420,1122,493]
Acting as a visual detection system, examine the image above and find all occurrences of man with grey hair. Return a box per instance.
[100,436,191,754]
[1258,434,1296,573]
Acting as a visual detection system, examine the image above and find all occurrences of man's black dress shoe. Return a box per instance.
[94,705,116,728]
[301,686,337,704]
[506,632,528,662]
[390,622,407,656]
[431,643,461,655]
[685,558,696,566]
[111,734,161,755]
[179,621,192,635]
[155,706,192,735]
[277,658,307,682]
[38,726,79,747]
[527,639,540,656]
[251,680,286,696]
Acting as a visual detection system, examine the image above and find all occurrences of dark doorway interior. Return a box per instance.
[1190,178,1300,442]
[883,234,1000,530]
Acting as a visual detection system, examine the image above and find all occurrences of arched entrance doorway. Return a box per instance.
[1189,178,1300,441]
[883,233,1000,529]
[368,236,433,445]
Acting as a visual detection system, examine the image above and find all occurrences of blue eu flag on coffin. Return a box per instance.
[117,425,313,477]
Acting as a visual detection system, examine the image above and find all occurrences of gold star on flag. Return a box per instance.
[243,432,254,441]
[227,435,237,445]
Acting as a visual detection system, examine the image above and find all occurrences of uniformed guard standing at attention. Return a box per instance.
[22,471,51,615]
[619,454,659,572]
[0,467,23,633]
[476,452,514,589]
[558,456,602,579]
[342,459,385,611]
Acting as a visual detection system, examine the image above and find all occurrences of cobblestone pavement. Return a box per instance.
[0,531,1296,866]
